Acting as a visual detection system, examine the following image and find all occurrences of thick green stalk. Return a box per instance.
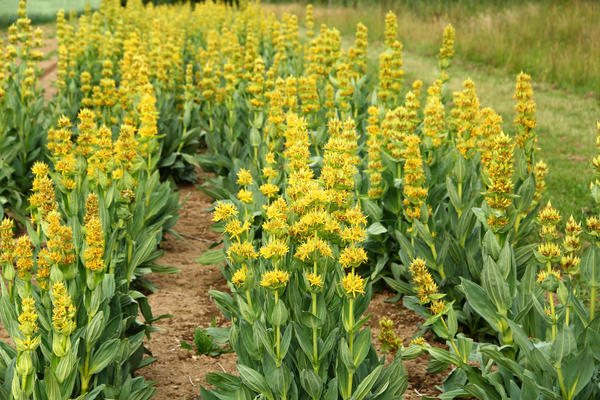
[347,298,354,399]
[275,291,281,366]
[590,287,596,322]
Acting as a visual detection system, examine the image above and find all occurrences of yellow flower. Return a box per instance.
[236,168,253,186]
[224,219,251,240]
[84,216,104,272]
[51,282,77,336]
[231,268,247,287]
[213,202,238,222]
[342,271,365,299]
[18,297,38,338]
[429,300,446,316]
[339,246,368,269]
[260,183,279,198]
[237,188,254,204]
[15,236,34,280]
[294,236,333,262]
[260,239,289,259]
[409,258,440,304]
[228,242,258,262]
[341,225,367,244]
[537,242,561,259]
[306,272,323,288]
[260,269,290,289]
[410,337,425,345]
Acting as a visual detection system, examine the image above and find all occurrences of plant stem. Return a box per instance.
[275,291,281,366]
[590,287,596,322]
[441,318,461,360]
[347,298,354,399]
[556,365,569,400]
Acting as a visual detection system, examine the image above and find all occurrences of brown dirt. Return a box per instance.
[140,184,447,400]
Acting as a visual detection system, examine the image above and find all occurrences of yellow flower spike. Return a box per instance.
[236,168,253,186]
[342,271,366,299]
[51,282,77,336]
[0,218,16,265]
[15,236,34,280]
[224,219,252,241]
[378,317,401,355]
[18,297,38,339]
[438,24,455,76]
[384,11,397,48]
[213,202,239,222]
[84,216,104,272]
[408,258,440,304]
[514,72,536,157]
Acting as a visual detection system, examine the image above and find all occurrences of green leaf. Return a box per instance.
[196,249,226,265]
[194,328,214,355]
[481,257,512,315]
[551,325,576,363]
[581,244,600,288]
[351,365,382,400]
[351,328,371,368]
[237,364,274,400]
[360,198,383,221]
[563,351,595,399]
[460,279,503,332]
[269,301,288,326]
[300,369,323,400]
[339,339,355,372]
[89,339,119,375]
[366,222,387,236]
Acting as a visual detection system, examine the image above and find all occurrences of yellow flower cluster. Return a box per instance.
[452,79,480,158]
[378,317,401,355]
[483,133,515,230]
[438,24,455,82]
[51,282,77,336]
[422,80,446,148]
[84,207,105,272]
[514,72,537,161]
[537,202,562,263]
[366,107,385,198]
[402,135,428,221]
[409,258,445,315]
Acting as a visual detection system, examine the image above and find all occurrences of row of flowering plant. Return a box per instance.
[0,0,49,220]
[0,17,181,395]
[201,113,408,400]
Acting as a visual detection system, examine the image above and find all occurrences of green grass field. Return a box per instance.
[265,2,600,218]
[0,0,101,27]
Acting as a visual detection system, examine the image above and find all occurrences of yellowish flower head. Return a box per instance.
[342,271,365,299]
[236,168,253,186]
[231,268,247,287]
[260,269,290,289]
[339,245,368,269]
[213,202,238,222]
[237,188,254,204]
